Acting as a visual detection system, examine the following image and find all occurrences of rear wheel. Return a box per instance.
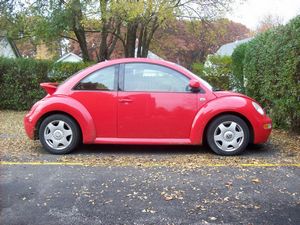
[206,115,250,156]
[39,114,81,154]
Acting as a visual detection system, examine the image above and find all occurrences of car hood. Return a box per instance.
[213,91,252,100]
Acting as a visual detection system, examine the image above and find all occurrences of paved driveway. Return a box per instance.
[1,161,299,225]
[1,111,299,224]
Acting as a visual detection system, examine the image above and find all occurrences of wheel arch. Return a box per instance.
[190,96,255,145]
[31,96,96,143]
[201,111,254,145]
[34,111,82,141]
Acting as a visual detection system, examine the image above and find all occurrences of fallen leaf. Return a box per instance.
[252,178,261,184]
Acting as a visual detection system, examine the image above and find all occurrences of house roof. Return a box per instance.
[134,48,162,60]
[146,50,162,60]
[56,52,83,63]
[216,37,253,56]
[0,36,21,58]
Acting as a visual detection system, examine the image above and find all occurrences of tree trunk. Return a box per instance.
[73,29,89,61]
[107,23,121,57]
[98,18,121,62]
[71,0,90,61]
[125,22,138,57]
[141,26,148,57]
[98,0,109,62]
[140,17,159,58]
[137,24,144,57]
[99,23,109,62]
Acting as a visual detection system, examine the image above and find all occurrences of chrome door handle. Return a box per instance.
[119,98,133,103]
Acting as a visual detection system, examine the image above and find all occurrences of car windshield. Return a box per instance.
[171,63,213,91]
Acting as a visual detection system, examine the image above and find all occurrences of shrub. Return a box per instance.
[0,57,51,110]
[0,57,94,110]
[192,55,232,90]
[232,16,300,132]
[48,61,94,82]
[231,43,247,93]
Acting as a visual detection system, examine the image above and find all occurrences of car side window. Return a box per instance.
[124,63,190,92]
[75,65,117,91]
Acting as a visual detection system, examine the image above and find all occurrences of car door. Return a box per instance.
[117,62,199,139]
[71,65,119,138]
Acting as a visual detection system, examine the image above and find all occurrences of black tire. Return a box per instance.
[38,114,81,154]
[206,115,250,156]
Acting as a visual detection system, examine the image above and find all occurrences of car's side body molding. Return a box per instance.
[94,137,192,145]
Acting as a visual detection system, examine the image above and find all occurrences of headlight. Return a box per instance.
[252,101,264,115]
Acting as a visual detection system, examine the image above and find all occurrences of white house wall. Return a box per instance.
[0,39,17,58]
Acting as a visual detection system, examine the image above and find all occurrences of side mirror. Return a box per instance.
[189,79,201,90]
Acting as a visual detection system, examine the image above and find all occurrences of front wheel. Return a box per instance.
[206,115,250,156]
[38,114,81,154]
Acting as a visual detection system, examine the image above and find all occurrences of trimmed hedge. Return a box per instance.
[0,57,93,110]
[231,43,247,93]
[49,61,94,82]
[0,58,51,110]
[232,16,300,132]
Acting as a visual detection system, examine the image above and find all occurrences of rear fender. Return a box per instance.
[31,95,96,143]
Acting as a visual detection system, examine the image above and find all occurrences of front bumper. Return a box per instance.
[253,115,272,144]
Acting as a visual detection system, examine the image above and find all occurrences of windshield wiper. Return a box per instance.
[213,87,222,91]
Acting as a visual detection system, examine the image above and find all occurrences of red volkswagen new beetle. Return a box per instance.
[24,58,272,155]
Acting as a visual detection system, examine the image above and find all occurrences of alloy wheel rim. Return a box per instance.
[44,120,73,150]
[213,121,244,152]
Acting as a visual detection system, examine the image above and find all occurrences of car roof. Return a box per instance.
[57,58,212,94]
[72,58,193,81]
[96,58,177,68]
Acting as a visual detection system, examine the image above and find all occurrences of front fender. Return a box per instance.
[190,96,259,144]
[29,95,96,143]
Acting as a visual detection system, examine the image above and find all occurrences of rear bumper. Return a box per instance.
[24,113,35,140]
[253,115,272,144]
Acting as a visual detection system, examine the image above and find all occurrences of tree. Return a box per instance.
[1,0,236,61]
[150,19,250,67]
[256,14,283,33]
[98,0,121,61]
[31,0,99,61]
[1,0,121,61]
[105,0,173,57]
[112,0,235,58]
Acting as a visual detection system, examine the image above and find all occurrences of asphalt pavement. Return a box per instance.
[1,163,299,225]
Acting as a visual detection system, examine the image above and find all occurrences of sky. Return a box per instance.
[226,0,300,29]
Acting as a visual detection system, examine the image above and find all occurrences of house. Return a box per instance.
[146,50,162,60]
[134,48,162,60]
[56,52,83,63]
[0,36,21,58]
[204,37,253,68]
[36,42,58,60]
[215,37,253,56]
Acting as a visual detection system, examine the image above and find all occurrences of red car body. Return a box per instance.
[24,58,272,153]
